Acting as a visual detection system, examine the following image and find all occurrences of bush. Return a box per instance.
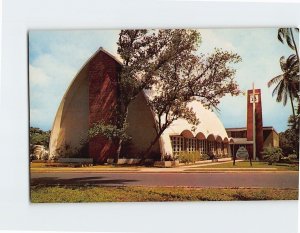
[200,153,210,160]
[162,153,175,161]
[178,151,200,164]
[30,154,37,161]
[288,154,298,162]
[262,147,283,165]
[41,151,49,161]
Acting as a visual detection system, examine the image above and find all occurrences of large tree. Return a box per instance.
[89,29,201,162]
[144,49,241,158]
[29,127,51,154]
[90,29,243,162]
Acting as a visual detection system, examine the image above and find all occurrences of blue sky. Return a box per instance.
[29,29,299,132]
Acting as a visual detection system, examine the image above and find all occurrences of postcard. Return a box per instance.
[29,28,299,202]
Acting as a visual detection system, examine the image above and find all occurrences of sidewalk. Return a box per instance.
[31,158,232,173]
[30,158,298,173]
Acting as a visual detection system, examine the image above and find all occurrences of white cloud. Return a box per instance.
[29,65,49,87]
[198,29,236,53]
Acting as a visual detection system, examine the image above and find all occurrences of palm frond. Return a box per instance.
[286,36,296,50]
[272,80,282,97]
[277,28,285,44]
[276,81,287,105]
[268,74,283,87]
[286,54,297,67]
[279,56,287,71]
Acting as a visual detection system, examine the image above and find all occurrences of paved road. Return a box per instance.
[31,172,299,188]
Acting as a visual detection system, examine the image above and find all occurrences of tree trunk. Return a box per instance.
[114,138,123,164]
[289,90,296,127]
[290,28,300,62]
[114,108,129,164]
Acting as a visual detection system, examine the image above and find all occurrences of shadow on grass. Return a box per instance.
[31,176,138,186]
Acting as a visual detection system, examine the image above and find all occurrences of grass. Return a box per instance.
[30,185,298,203]
[197,161,299,171]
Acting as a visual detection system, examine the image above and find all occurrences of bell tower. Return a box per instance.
[246,86,264,159]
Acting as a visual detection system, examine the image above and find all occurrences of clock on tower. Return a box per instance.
[247,88,264,159]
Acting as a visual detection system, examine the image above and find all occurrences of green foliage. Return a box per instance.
[262,147,283,165]
[201,153,210,160]
[279,128,299,156]
[29,127,51,151]
[177,152,213,164]
[269,28,299,128]
[91,30,242,159]
[278,28,299,52]
[30,186,298,203]
[149,48,242,131]
[178,151,202,164]
[268,54,299,106]
[288,154,298,162]
[88,121,130,142]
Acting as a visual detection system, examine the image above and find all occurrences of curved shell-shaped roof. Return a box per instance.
[49,47,161,160]
[49,46,230,159]
[160,101,229,155]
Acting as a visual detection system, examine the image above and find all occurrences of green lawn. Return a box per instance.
[30,185,298,203]
[30,162,141,170]
[199,161,299,171]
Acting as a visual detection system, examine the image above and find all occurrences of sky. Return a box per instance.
[29,28,299,133]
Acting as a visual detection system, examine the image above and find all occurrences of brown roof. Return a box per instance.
[226,126,278,135]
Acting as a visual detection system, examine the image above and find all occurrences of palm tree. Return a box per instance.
[268,54,299,119]
[278,28,299,62]
[272,28,300,128]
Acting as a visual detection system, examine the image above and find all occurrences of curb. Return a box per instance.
[30,170,299,174]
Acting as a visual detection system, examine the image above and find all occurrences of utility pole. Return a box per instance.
[252,83,256,161]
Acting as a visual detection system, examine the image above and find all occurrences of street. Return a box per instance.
[31,172,299,188]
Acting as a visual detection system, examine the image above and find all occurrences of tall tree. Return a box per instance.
[273,27,300,133]
[144,49,242,158]
[89,29,201,162]
[268,54,299,119]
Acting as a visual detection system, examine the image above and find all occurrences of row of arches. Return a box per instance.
[180,130,234,143]
[170,130,234,157]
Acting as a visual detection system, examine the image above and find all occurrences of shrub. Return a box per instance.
[262,147,283,165]
[30,154,37,161]
[288,154,298,162]
[41,151,49,161]
[163,154,174,161]
[178,151,200,164]
[200,153,210,161]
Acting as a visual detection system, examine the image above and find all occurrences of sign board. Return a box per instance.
[236,146,249,159]
[250,94,259,103]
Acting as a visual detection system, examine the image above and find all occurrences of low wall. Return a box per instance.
[58,158,93,163]
[107,158,142,165]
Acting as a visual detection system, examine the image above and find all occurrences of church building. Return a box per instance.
[49,47,233,164]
